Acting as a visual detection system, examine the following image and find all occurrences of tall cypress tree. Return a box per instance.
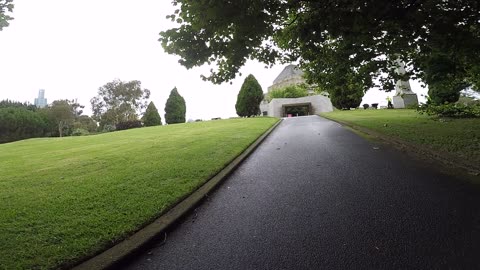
[143,101,162,126]
[164,87,186,124]
[235,74,264,117]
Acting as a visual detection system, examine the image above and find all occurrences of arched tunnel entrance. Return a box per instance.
[282,103,312,117]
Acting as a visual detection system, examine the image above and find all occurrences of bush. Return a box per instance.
[330,88,363,109]
[371,103,379,109]
[417,103,480,118]
[363,104,370,109]
[116,120,143,130]
[267,85,309,101]
[102,124,116,132]
[71,128,90,136]
[0,107,49,143]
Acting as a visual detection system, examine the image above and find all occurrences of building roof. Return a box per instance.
[272,65,304,85]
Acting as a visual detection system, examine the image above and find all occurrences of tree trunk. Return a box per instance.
[58,122,63,137]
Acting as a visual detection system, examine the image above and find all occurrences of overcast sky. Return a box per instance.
[0,0,428,120]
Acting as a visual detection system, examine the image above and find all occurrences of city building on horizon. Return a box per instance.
[34,89,47,108]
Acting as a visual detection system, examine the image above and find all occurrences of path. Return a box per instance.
[122,116,480,269]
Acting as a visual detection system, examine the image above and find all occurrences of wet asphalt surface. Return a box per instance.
[121,116,480,270]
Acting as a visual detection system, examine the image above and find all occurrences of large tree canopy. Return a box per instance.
[161,0,480,103]
[91,79,150,129]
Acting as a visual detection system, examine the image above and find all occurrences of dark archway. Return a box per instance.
[282,103,312,117]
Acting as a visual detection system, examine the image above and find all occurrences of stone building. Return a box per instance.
[260,65,333,117]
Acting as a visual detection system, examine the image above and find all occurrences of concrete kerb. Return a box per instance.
[72,118,283,270]
[319,115,480,176]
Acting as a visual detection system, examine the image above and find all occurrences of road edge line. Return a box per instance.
[72,118,283,270]
[319,114,480,176]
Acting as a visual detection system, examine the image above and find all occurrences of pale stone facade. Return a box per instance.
[260,65,334,117]
[268,65,307,92]
[260,95,334,117]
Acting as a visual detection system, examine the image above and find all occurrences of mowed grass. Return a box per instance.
[0,117,278,270]
[320,109,480,165]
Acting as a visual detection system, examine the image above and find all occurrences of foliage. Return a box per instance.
[0,99,36,111]
[102,124,116,133]
[0,0,14,31]
[91,79,150,129]
[422,53,467,104]
[71,128,90,136]
[417,103,480,118]
[457,96,480,106]
[0,107,48,143]
[164,87,186,124]
[143,101,162,126]
[267,85,308,101]
[330,87,363,110]
[0,117,278,270]
[73,115,97,133]
[0,99,92,142]
[161,1,480,101]
[116,120,143,131]
[47,100,76,137]
[363,104,370,109]
[235,75,264,117]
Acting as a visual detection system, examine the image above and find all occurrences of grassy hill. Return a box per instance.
[320,109,480,166]
[0,117,278,269]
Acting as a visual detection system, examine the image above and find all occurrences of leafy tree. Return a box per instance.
[0,0,14,31]
[161,1,480,101]
[235,75,264,117]
[48,100,76,137]
[330,88,363,110]
[91,79,150,128]
[0,99,36,111]
[73,115,98,133]
[164,87,186,124]
[143,101,162,126]
[0,107,48,143]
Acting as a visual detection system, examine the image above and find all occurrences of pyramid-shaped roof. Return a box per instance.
[272,65,304,85]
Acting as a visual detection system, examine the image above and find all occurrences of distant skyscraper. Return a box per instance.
[34,89,48,108]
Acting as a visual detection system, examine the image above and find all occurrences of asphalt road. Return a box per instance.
[122,116,480,270]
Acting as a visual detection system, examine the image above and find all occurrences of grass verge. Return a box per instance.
[320,109,480,166]
[0,117,278,269]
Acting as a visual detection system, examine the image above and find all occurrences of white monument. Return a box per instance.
[392,59,418,108]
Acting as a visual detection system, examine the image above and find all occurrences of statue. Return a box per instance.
[392,58,418,108]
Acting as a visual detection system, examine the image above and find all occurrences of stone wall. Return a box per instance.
[260,95,333,118]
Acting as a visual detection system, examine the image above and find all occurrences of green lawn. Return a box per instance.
[0,117,278,270]
[320,109,480,165]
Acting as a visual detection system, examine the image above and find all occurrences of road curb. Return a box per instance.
[320,115,480,176]
[72,118,283,270]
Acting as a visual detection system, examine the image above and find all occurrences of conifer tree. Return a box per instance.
[164,87,186,124]
[143,101,162,126]
[235,75,263,117]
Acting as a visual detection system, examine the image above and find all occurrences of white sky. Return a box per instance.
[0,0,428,120]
